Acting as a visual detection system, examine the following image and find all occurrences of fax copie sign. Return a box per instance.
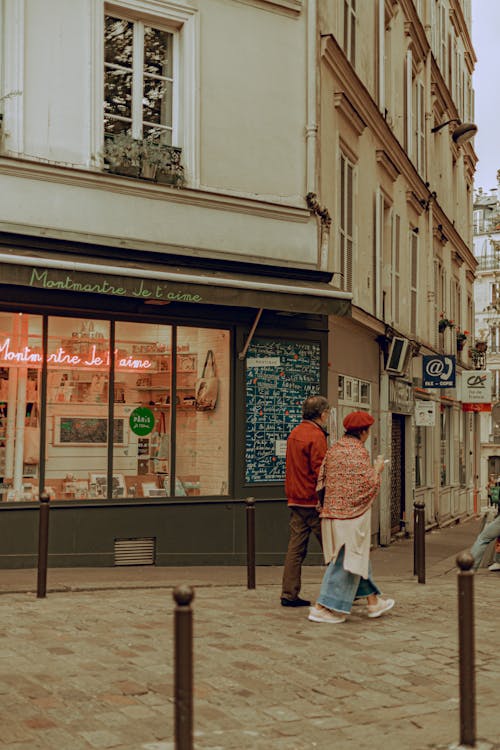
[422,355,456,388]
[461,370,492,403]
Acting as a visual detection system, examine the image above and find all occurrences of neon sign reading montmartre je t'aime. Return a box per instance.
[0,338,152,370]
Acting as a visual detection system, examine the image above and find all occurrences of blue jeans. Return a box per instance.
[470,514,500,570]
[317,545,381,614]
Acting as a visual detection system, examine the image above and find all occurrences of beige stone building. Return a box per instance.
[317,0,478,543]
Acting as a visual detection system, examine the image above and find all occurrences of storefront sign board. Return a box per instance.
[422,355,456,388]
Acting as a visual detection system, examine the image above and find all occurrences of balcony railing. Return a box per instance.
[477,256,500,271]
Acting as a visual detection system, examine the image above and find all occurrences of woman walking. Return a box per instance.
[308,411,395,624]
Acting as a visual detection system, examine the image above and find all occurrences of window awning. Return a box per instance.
[0,252,352,317]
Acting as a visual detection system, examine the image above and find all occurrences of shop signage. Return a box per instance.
[415,400,436,426]
[0,338,153,370]
[422,355,456,388]
[129,407,155,436]
[389,379,414,414]
[461,370,492,406]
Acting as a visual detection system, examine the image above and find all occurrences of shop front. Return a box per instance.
[0,238,350,567]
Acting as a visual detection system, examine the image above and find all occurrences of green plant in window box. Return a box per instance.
[154,144,184,187]
[103,133,142,177]
[438,313,454,333]
[456,329,469,351]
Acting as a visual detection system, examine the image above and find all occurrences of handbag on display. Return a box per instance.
[24,404,40,464]
[195,350,219,411]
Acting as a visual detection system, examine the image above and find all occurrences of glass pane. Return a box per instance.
[114,322,172,500]
[105,68,133,121]
[144,27,173,79]
[104,117,131,137]
[176,328,230,496]
[143,124,172,146]
[105,16,133,68]
[45,318,110,501]
[0,313,42,502]
[143,77,172,128]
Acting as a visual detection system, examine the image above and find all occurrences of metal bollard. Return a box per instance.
[37,491,51,598]
[456,552,476,748]
[245,497,256,589]
[413,500,426,584]
[173,585,194,750]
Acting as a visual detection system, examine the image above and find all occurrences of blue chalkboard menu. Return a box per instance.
[245,339,321,482]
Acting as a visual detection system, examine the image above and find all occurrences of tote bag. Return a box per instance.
[195,350,218,411]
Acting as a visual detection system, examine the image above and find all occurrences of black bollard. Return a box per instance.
[173,585,194,750]
[37,491,51,598]
[413,500,426,584]
[245,497,256,589]
[456,552,476,748]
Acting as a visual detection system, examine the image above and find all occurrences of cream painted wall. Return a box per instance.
[0,0,319,266]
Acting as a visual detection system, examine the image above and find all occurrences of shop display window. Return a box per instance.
[0,313,42,502]
[0,313,230,502]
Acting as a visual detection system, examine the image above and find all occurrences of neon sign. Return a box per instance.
[0,339,152,370]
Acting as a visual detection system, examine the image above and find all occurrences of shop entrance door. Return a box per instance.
[390,414,406,535]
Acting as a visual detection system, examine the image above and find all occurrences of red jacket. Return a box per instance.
[285,420,328,507]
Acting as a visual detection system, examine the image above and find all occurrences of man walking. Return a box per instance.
[281,395,330,607]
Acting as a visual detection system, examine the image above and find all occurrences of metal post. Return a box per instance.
[413,500,425,584]
[173,585,194,750]
[246,497,256,589]
[37,491,50,598]
[456,552,476,748]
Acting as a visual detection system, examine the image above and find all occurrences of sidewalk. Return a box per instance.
[0,514,484,595]
[1,515,498,750]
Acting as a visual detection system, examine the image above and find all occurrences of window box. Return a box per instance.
[103,134,184,186]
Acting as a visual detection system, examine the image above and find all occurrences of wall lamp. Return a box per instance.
[431,118,478,145]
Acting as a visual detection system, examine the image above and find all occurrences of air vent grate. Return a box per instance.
[114,537,156,566]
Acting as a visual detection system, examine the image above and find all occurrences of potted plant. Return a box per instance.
[456,329,469,351]
[438,313,454,333]
[474,340,488,353]
[155,144,184,187]
[103,133,142,177]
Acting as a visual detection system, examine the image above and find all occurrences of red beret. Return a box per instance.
[343,411,375,431]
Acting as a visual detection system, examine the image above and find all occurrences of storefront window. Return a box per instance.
[0,313,230,502]
[440,406,450,486]
[458,412,466,487]
[0,312,43,502]
[415,425,426,487]
[46,317,111,500]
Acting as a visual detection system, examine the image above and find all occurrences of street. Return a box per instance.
[0,520,499,750]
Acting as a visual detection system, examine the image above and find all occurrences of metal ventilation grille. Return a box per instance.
[114,537,156,566]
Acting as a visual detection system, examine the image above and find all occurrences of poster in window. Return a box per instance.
[245,339,321,482]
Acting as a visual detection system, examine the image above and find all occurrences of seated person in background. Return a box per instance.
[470,509,500,572]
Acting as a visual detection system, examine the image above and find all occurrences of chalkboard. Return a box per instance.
[245,339,321,482]
[55,417,125,445]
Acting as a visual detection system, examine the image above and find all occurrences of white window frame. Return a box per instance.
[405,49,412,158]
[91,0,199,184]
[391,213,401,326]
[339,151,355,293]
[410,230,418,333]
[343,0,357,66]
[1,0,24,155]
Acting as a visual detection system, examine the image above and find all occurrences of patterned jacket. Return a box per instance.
[318,435,380,519]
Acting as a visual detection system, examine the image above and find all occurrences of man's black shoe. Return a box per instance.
[281,597,311,607]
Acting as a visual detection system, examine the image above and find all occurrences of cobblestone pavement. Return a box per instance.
[0,520,499,750]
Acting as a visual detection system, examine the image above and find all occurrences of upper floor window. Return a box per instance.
[104,14,176,145]
[339,151,355,293]
[343,0,357,66]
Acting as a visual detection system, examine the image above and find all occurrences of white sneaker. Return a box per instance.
[488,562,500,571]
[367,597,395,619]
[308,605,346,624]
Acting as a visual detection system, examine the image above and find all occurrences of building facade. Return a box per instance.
[0,0,478,568]
[318,0,477,543]
[472,179,500,497]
